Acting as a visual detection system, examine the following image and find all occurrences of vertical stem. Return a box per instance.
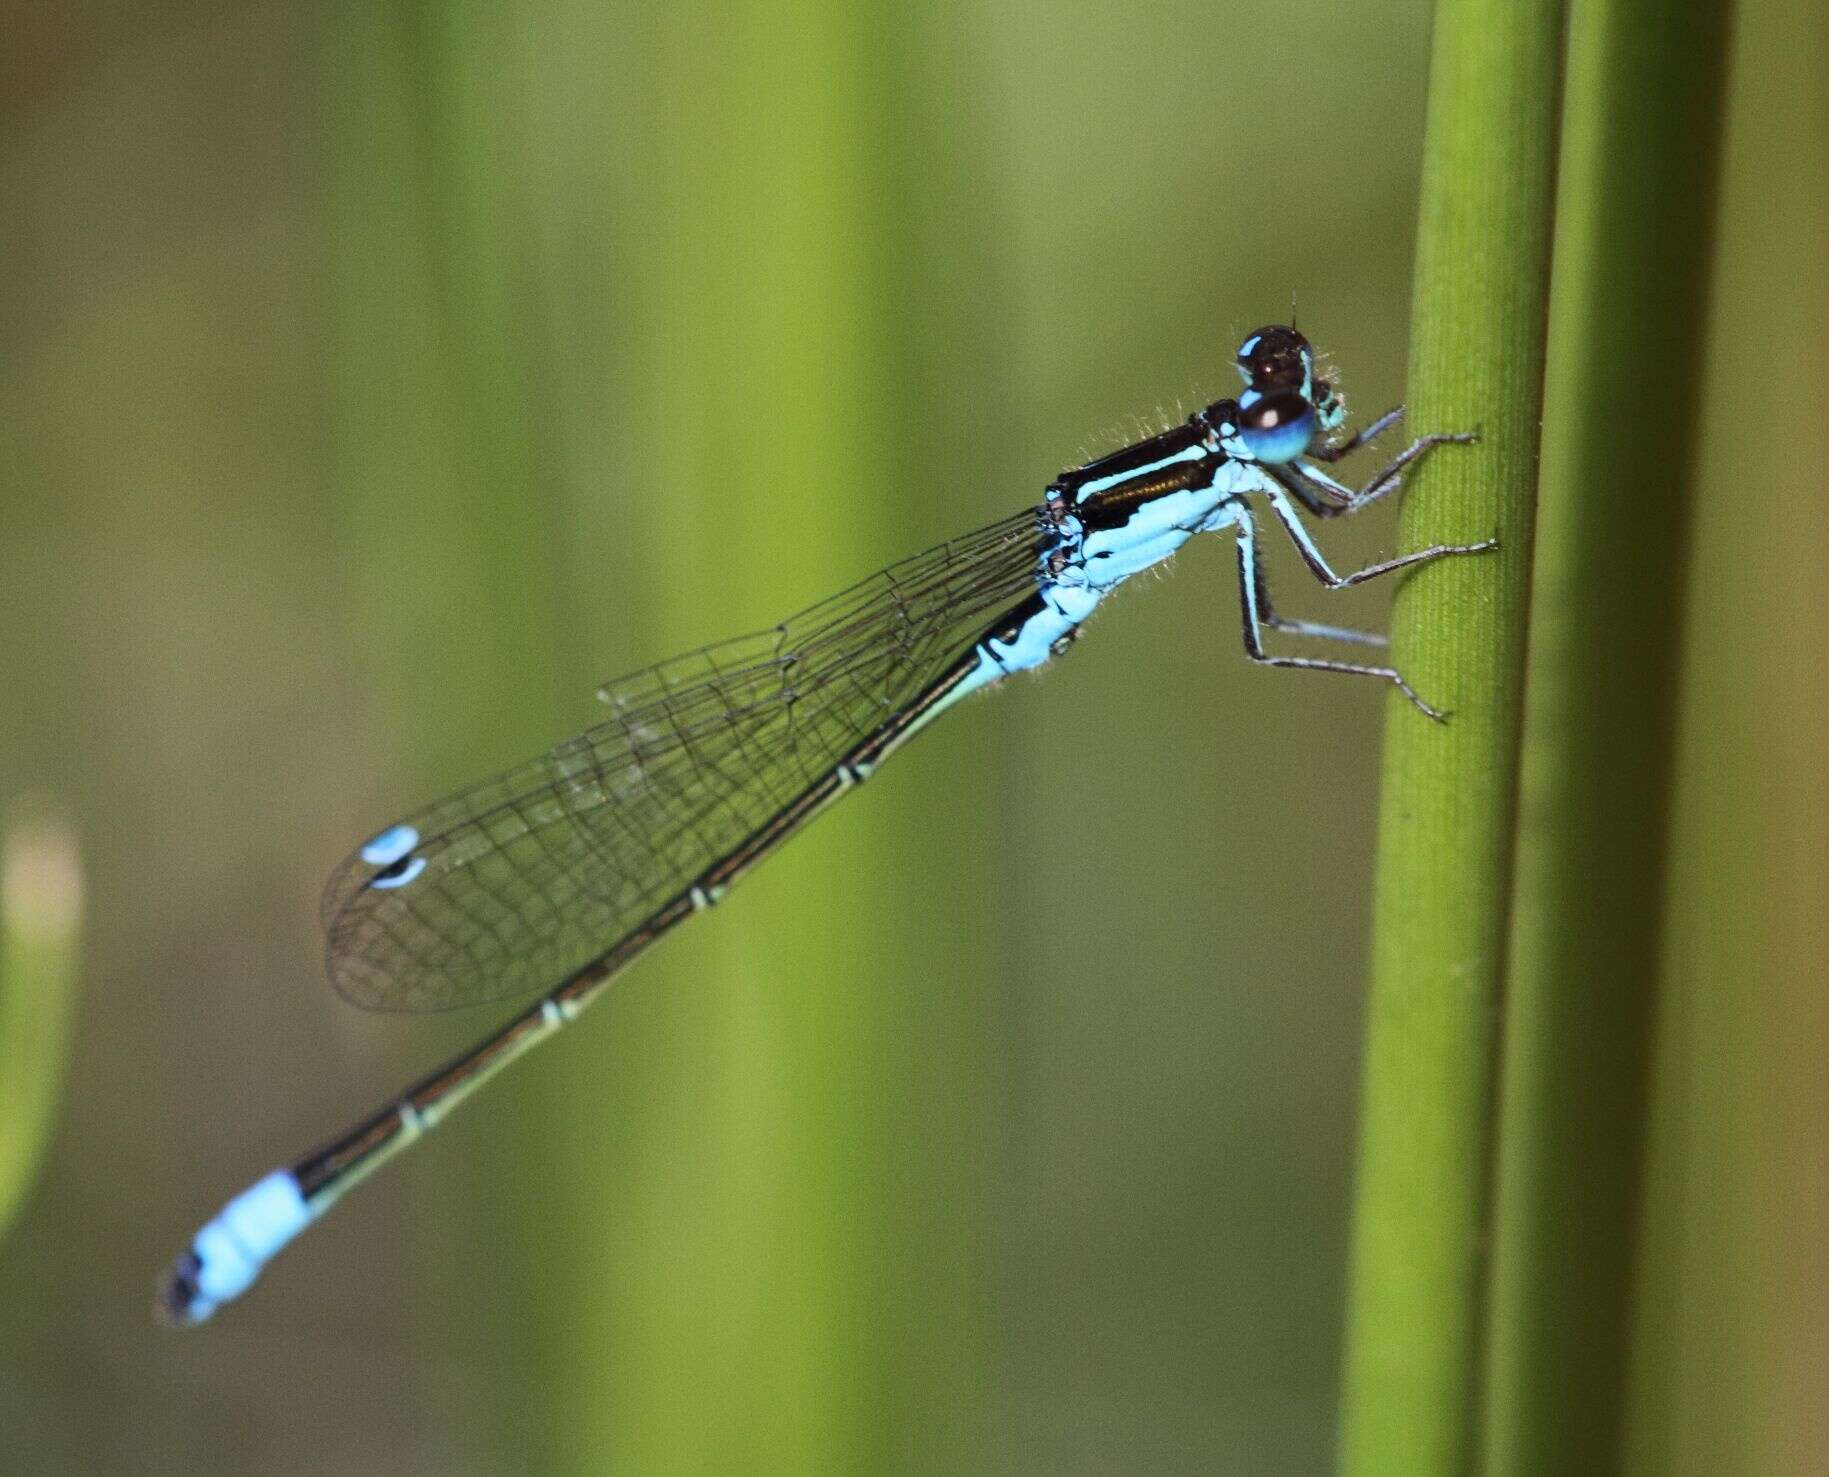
[1486,0,1733,1470]
[1338,1,1563,1470]
[323,3,576,1458]
[1623,1,1817,1469]
[598,7,915,1464]
[0,801,82,1241]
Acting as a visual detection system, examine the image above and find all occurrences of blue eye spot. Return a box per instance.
[1238,394,1317,464]
[1241,418,1314,464]
[369,855,426,890]
[361,825,419,867]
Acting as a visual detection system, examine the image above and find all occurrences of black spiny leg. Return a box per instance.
[1283,428,1480,519]
[1261,484,1497,592]
[1231,504,1448,721]
[1249,534,1389,649]
[1306,404,1406,463]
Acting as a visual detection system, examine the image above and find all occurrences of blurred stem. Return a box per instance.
[0,801,83,1241]
[1624,4,1826,1467]
[323,4,575,1459]
[1487,0,1732,1471]
[1337,1,1563,1471]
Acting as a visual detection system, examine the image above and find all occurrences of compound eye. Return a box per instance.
[1237,391,1315,464]
[1235,324,1312,391]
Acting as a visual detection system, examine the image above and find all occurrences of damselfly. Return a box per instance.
[159,324,1489,1325]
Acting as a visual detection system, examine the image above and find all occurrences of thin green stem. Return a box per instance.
[1487,0,1733,1470]
[1338,1,1563,1471]
[0,800,82,1242]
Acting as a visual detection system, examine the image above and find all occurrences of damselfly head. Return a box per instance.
[1235,325,1313,394]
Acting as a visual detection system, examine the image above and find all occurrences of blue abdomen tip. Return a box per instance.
[160,1171,311,1326]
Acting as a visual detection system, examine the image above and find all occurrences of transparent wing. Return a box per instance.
[321,510,1042,1011]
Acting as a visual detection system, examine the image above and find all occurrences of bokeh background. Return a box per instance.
[0,3,1819,1473]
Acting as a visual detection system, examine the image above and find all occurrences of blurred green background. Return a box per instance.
[0,3,1819,1473]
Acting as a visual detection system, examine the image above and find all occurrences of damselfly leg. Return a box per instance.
[1262,483,1496,595]
[1231,507,1455,721]
[1283,426,1481,519]
[1220,415,1493,719]
[1249,546,1389,649]
[1305,404,1407,463]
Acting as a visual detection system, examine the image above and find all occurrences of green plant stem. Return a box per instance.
[324,5,577,1459]
[1625,5,1826,1466]
[1337,1,1564,1470]
[1487,1,1732,1470]
[0,802,82,1241]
